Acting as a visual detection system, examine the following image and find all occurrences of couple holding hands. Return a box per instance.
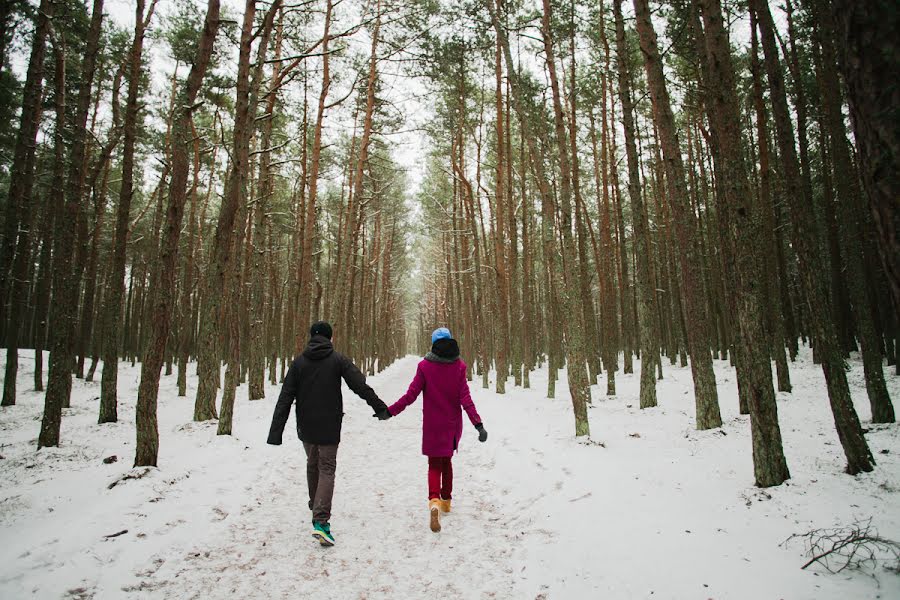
[268,321,487,545]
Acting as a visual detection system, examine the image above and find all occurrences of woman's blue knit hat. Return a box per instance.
[431,327,452,344]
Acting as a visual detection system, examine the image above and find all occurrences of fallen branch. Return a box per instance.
[783,518,900,574]
[107,467,154,490]
[103,529,128,539]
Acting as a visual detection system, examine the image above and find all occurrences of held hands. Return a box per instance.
[373,409,392,420]
[475,423,487,443]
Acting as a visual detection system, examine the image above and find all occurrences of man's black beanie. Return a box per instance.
[310,321,333,339]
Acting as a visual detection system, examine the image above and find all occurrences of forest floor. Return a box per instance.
[0,348,899,599]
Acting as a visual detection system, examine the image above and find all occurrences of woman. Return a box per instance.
[384,327,488,532]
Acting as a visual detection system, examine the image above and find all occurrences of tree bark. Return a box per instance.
[40,0,105,442]
[492,8,510,394]
[297,0,333,349]
[749,17,791,394]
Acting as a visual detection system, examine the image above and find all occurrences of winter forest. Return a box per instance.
[1,0,899,596]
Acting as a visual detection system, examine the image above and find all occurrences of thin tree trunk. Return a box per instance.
[194,0,266,422]
[297,0,333,347]
[538,0,592,436]
[749,17,791,394]
[492,10,510,394]
[99,0,151,424]
[614,0,657,409]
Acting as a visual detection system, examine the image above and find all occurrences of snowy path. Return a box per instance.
[1,350,899,599]
[153,356,523,599]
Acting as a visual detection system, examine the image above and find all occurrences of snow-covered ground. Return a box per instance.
[1,348,898,599]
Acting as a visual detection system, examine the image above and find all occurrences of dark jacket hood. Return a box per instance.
[303,335,335,360]
[426,338,460,363]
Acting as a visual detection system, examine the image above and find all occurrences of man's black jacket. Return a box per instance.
[267,335,387,445]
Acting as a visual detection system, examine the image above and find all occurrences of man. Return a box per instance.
[267,321,388,546]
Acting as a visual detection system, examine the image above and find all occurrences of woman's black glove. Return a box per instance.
[475,423,487,442]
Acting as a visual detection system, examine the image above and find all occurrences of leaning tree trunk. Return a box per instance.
[751,0,874,474]
[215,0,279,435]
[247,6,284,401]
[633,0,721,430]
[134,0,220,467]
[696,0,790,487]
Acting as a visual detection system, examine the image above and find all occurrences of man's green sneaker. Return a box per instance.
[312,521,335,546]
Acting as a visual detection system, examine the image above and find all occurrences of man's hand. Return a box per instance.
[267,437,283,446]
[475,423,487,442]
[373,409,392,420]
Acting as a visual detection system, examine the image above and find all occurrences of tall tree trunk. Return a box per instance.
[829,0,900,316]
[492,9,510,394]
[1,0,52,406]
[614,0,658,409]
[297,0,333,348]
[177,124,203,397]
[134,0,220,466]
[749,17,791,394]
[538,0,592,436]
[751,0,874,474]
[597,21,618,395]
[32,198,56,392]
[37,33,67,447]
[194,0,264,422]
[99,0,151,424]
[40,0,105,443]
[696,0,789,486]
[248,6,284,401]
[633,0,721,430]
[344,0,381,343]
[811,2,894,423]
[216,0,278,434]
